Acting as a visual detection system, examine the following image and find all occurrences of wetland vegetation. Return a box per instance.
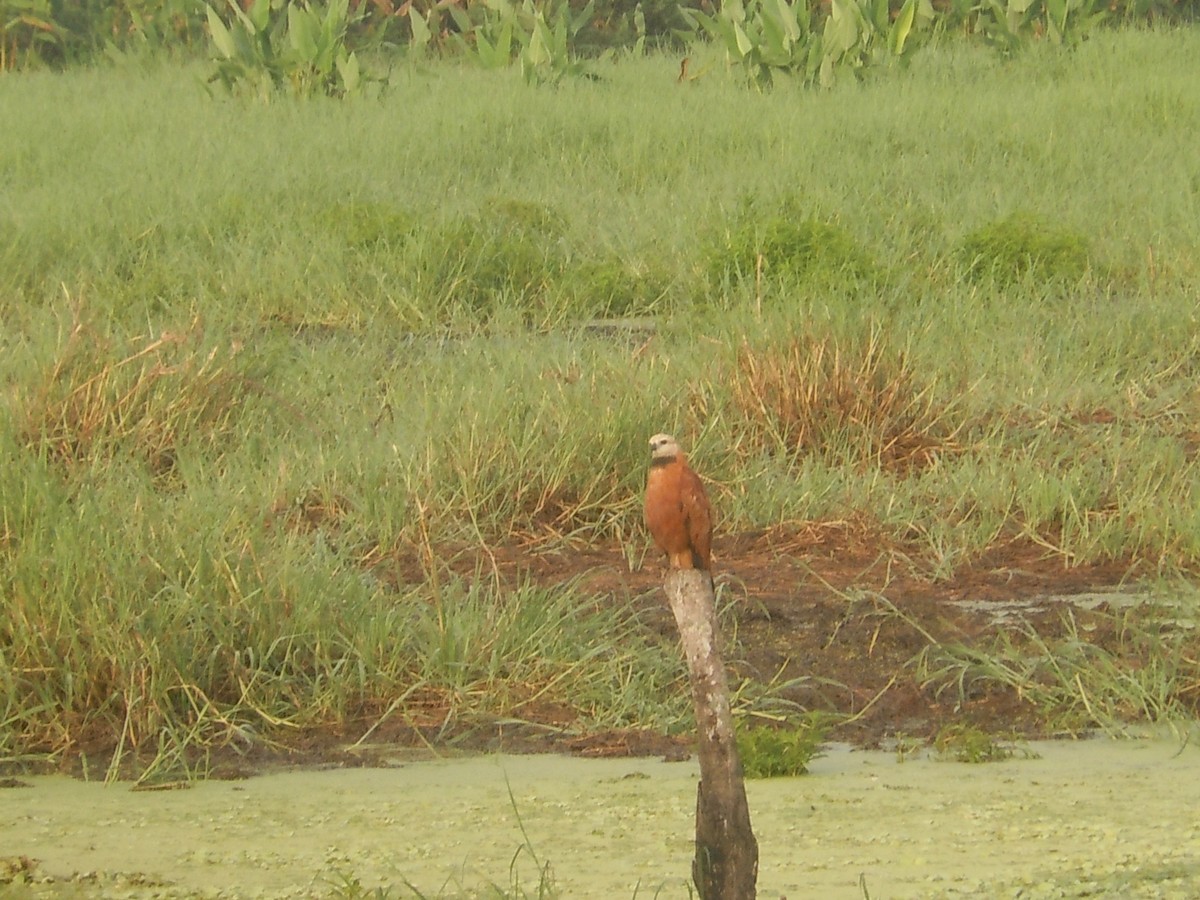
[2,18,1200,789]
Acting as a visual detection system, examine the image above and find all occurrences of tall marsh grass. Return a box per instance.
[3,30,1200,768]
[916,585,1200,736]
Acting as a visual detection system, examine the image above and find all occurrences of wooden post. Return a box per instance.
[663,569,758,900]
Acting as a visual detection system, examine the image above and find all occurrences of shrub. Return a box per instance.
[706,206,879,290]
[737,714,829,777]
[205,0,381,99]
[567,257,674,318]
[957,212,1092,285]
[933,723,1035,762]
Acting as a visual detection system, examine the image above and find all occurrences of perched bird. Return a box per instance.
[644,433,713,572]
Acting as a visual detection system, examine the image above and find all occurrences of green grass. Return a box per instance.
[932,723,1038,763]
[3,30,1200,771]
[737,713,829,777]
[917,585,1200,737]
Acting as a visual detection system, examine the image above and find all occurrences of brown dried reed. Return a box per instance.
[730,325,963,472]
[18,318,252,477]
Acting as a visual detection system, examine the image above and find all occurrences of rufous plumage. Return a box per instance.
[644,433,713,572]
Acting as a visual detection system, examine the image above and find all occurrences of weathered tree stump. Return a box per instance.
[663,569,758,900]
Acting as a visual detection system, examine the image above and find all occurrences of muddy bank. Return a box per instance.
[3,736,1199,898]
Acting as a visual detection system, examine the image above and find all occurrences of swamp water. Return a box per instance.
[2,737,1199,898]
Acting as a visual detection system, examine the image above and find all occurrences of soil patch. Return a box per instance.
[328,528,1148,768]
[21,529,1157,781]
[471,528,1142,750]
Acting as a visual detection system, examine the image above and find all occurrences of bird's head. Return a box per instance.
[649,433,682,461]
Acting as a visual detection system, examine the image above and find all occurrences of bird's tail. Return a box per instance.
[692,553,716,593]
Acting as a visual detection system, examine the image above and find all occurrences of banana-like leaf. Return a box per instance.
[819,48,834,87]
[871,0,889,30]
[475,29,494,57]
[336,49,359,93]
[408,6,430,48]
[766,0,803,44]
[889,0,917,56]
[568,0,594,37]
[732,19,753,58]
[322,0,350,56]
[288,4,319,62]
[246,0,270,34]
[823,0,860,57]
[1045,0,1077,41]
[448,4,471,32]
[489,19,515,66]
[206,5,237,58]
[525,16,551,67]
[760,13,786,56]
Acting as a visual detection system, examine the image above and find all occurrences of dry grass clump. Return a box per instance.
[729,326,963,472]
[17,318,254,478]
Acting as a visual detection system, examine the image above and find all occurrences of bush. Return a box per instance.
[706,205,879,290]
[737,714,828,777]
[957,212,1092,285]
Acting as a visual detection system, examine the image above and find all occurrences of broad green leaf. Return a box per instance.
[336,49,359,93]
[288,4,319,61]
[805,31,824,76]
[823,0,859,56]
[889,0,917,56]
[761,13,787,56]
[448,5,471,33]
[408,6,430,48]
[246,0,270,33]
[493,18,514,64]
[569,0,595,37]
[732,19,753,58]
[525,17,550,67]
[328,0,350,28]
[688,9,723,43]
[819,51,834,87]
[224,0,256,36]
[873,0,889,30]
[475,29,496,65]
[1045,0,1067,35]
[206,5,237,58]
[768,0,802,43]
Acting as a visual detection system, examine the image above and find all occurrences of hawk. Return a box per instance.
[644,433,713,572]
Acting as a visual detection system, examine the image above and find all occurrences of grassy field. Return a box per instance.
[2,28,1199,777]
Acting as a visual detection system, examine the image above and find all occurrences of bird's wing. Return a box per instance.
[681,467,713,568]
